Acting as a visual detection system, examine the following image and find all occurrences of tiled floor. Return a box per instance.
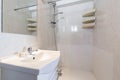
[59,68,96,80]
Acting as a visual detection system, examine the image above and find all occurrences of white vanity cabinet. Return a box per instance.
[0,50,60,80]
[38,69,58,80]
[0,66,58,80]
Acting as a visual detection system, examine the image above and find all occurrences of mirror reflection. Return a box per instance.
[2,0,37,35]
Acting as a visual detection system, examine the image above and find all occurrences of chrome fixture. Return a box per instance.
[48,0,63,25]
[48,0,62,4]
[14,5,36,11]
[27,47,33,55]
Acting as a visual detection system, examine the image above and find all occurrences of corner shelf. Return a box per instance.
[82,17,95,24]
[27,23,37,27]
[27,18,37,31]
[83,9,96,17]
[82,9,96,28]
[82,23,95,28]
[27,28,37,31]
[27,18,37,23]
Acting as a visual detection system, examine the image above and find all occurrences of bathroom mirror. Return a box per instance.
[2,0,37,35]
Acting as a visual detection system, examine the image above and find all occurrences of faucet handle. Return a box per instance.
[27,47,33,55]
[28,47,32,51]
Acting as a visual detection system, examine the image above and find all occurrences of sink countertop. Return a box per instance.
[0,50,60,75]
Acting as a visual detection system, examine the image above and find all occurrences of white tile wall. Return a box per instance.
[56,0,81,6]
[0,33,38,57]
[93,47,113,80]
[0,0,1,32]
[56,1,94,71]
[94,0,120,80]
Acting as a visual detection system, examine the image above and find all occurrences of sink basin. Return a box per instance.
[18,51,44,62]
[0,50,60,75]
[19,51,55,62]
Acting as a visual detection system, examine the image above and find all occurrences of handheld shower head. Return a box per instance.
[48,0,62,4]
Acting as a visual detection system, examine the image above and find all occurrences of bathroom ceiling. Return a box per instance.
[56,0,93,6]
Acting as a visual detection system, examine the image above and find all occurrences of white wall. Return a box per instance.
[0,33,38,57]
[56,0,81,6]
[93,47,113,80]
[56,1,94,71]
[0,0,1,32]
[93,0,120,80]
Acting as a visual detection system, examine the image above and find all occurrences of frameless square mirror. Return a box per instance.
[2,0,37,35]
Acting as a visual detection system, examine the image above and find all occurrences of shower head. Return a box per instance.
[42,0,61,4]
[48,0,62,4]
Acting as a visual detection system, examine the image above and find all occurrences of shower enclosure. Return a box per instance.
[51,0,95,80]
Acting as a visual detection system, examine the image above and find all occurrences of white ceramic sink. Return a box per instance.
[18,50,49,62]
[0,50,60,75]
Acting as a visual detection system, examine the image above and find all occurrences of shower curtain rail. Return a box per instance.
[14,4,36,11]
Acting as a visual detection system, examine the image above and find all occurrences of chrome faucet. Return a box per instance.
[27,47,33,55]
